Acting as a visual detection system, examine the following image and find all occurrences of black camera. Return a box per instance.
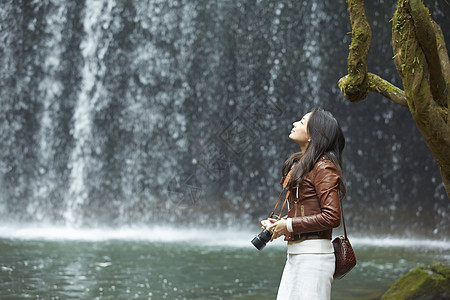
[251,220,273,250]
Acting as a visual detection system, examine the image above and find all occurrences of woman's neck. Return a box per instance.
[298,142,309,153]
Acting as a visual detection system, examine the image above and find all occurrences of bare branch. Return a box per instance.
[367,73,408,107]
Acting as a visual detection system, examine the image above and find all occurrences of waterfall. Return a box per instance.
[301,1,324,105]
[33,5,66,222]
[64,0,114,226]
[0,1,447,238]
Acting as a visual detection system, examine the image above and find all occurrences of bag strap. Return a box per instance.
[339,192,348,239]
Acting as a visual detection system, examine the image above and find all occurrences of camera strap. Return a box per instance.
[269,171,292,220]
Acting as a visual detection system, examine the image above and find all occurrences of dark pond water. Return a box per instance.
[1,226,449,299]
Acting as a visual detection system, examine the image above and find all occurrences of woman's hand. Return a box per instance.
[260,218,276,229]
[268,219,288,241]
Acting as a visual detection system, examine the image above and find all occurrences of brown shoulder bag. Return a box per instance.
[332,195,357,280]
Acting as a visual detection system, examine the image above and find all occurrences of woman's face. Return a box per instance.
[289,112,312,146]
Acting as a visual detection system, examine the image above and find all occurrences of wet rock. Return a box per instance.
[381,263,450,300]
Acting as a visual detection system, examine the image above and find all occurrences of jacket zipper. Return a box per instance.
[301,204,305,216]
[294,185,299,217]
[294,200,298,217]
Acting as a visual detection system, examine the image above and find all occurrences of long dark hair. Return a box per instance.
[282,107,346,198]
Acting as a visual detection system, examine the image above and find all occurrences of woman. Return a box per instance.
[265,107,346,300]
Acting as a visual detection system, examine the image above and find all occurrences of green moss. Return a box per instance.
[381,264,450,300]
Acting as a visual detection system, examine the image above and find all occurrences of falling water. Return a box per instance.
[0,0,448,235]
[299,1,323,105]
[65,0,113,226]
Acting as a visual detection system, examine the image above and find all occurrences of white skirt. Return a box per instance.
[276,253,335,300]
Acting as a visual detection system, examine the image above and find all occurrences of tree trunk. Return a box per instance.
[338,0,450,199]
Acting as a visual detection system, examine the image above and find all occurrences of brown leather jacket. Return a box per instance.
[284,157,341,242]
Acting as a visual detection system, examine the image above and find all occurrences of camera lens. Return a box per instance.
[251,229,272,250]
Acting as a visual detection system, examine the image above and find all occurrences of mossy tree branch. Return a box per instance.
[367,73,408,107]
[392,0,427,110]
[392,0,450,198]
[409,0,446,107]
[338,0,408,108]
[339,72,408,106]
[338,0,372,102]
[431,21,450,124]
[339,0,450,198]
